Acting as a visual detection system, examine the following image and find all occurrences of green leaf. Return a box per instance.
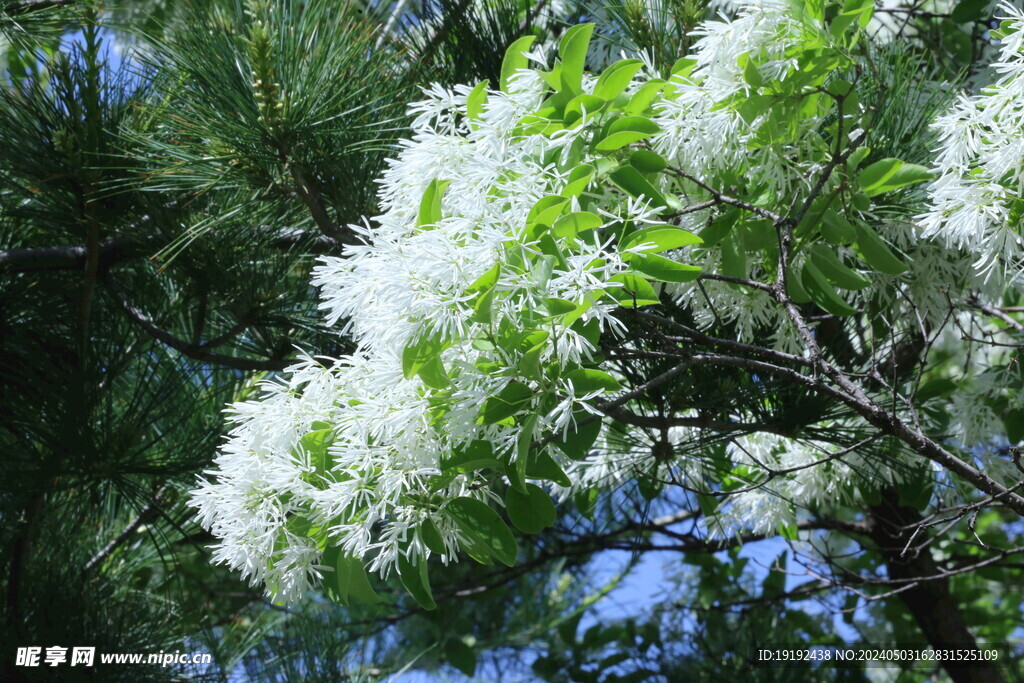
[320,545,344,603]
[528,195,570,226]
[502,450,527,494]
[695,493,719,516]
[608,272,660,307]
[878,163,934,193]
[545,297,578,315]
[786,268,812,304]
[670,57,697,79]
[441,440,501,473]
[575,487,599,520]
[736,94,772,124]
[398,552,435,610]
[895,470,934,510]
[500,35,537,92]
[951,0,989,23]
[993,18,1018,40]
[445,639,477,677]
[506,483,557,533]
[595,130,655,152]
[844,0,875,26]
[609,114,660,135]
[853,221,908,274]
[287,515,312,538]
[336,555,381,605]
[402,335,444,380]
[418,355,450,389]
[820,208,856,245]
[741,54,762,88]
[593,59,644,101]
[847,146,871,170]
[761,552,787,598]
[446,497,519,567]
[538,63,563,91]
[629,149,667,173]
[595,115,660,152]
[421,518,447,554]
[526,449,572,486]
[461,533,497,565]
[829,9,863,39]
[916,377,957,402]
[417,178,450,229]
[626,79,666,114]
[552,415,602,460]
[519,341,546,379]
[720,229,746,278]
[298,428,333,474]
[561,164,595,197]
[558,24,595,95]
[564,95,605,125]
[801,261,857,316]
[533,254,557,287]
[468,263,500,292]
[808,244,871,290]
[521,112,564,136]
[479,381,533,424]
[699,209,739,247]
[470,286,496,324]
[573,317,601,347]
[858,158,934,197]
[552,211,602,237]
[565,368,621,394]
[609,166,668,208]
[1005,407,1024,444]
[514,414,538,491]
[621,226,702,258]
[631,253,702,282]
[638,471,663,500]
[466,80,489,122]
[942,20,973,62]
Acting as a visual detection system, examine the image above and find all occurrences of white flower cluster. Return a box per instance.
[920,3,1024,280]
[652,0,819,192]
[190,59,656,602]
[650,0,830,347]
[190,0,976,604]
[708,428,922,539]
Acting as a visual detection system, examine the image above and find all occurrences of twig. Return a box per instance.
[105,274,293,371]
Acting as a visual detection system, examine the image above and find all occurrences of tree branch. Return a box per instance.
[84,490,166,573]
[664,165,784,223]
[0,229,339,273]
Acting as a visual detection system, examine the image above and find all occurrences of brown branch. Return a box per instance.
[968,296,1024,333]
[664,165,784,223]
[105,275,294,371]
[620,307,812,367]
[289,163,357,243]
[599,404,787,435]
[0,229,338,273]
[85,490,166,573]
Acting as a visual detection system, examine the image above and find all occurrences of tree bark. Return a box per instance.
[867,489,1005,683]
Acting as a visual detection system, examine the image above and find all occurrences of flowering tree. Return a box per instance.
[189,1,1024,680]
[4,0,1024,679]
